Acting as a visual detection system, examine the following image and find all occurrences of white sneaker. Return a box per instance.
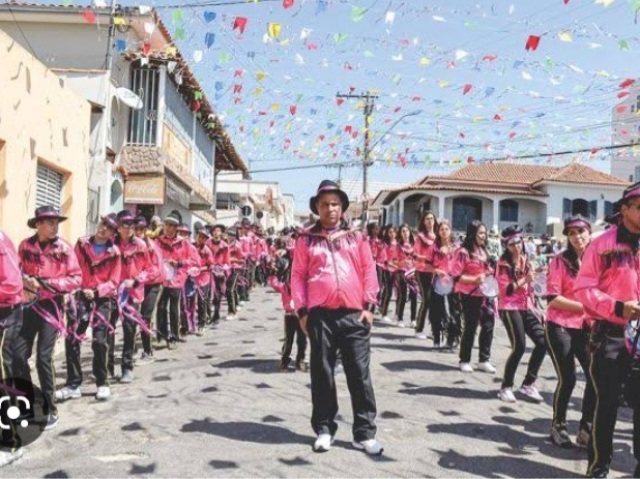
[0,448,24,468]
[381,316,394,324]
[353,438,384,455]
[498,387,517,403]
[239,301,245,307]
[55,386,81,402]
[334,363,344,375]
[410,321,417,328]
[415,333,427,340]
[518,383,544,403]
[95,386,111,401]
[459,362,474,373]
[226,314,236,321]
[477,361,496,374]
[313,433,334,452]
[397,320,406,328]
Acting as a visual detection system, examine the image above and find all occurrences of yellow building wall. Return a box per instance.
[0,29,90,243]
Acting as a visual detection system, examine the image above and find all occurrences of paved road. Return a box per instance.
[4,287,636,478]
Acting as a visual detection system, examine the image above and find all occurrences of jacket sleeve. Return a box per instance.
[134,244,151,285]
[46,243,82,293]
[450,248,468,279]
[0,234,23,304]
[291,236,309,317]
[97,255,121,298]
[145,241,162,282]
[546,256,563,301]
[359,233,379,310]
[574,241,624,325]
[268,275,285,294]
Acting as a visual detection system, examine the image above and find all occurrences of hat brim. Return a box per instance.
[100,215,119,231]
[164,218,180,225]
[309,189,350,215]
[27,214,68,229]
[212,224,226,233]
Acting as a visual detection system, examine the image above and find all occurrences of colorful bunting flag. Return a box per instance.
[525,35,541,51]
[268,23,282,38]
[233,17,248,34]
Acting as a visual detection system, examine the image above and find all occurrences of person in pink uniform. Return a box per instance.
[379,225,400,325]
[65,213,121,402]
[450,220,496,374]
[394,224,415,328]
[427,218,459,348]
[574,182,640,478]
[495,225,546,404]
[292,180,382,456]
[545,215,595,449]
[14,205,82,430]
[207,224,231,326]
[193,224,214,333]
[225,227,245,321]
[414,211,437,339]
[133,216,164,364]
[114,209,151,384]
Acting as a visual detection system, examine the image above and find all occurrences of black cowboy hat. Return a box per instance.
[501,225,524,244]
[211,223,226,233]
[133,215,148,228]
[100,212,119,231]
[27,205,68,229]
[563,215,592,236]
[116,209,135,225]
[309,179,349,215]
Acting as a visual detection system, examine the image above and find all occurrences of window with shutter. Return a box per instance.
[604,200,614,217]
[562,198,572,219]
[35,163,63,210]
[588,200,597,221]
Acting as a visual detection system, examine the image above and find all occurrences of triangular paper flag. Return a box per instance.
[351,6,365,22]
[205,32,216,48]
[385,11,395,24]
[300,28,312,40]
[233,17,248,34]
[268,23,282,38]
[283,0,294,9]
[172,8,183,23]
[558,30,572,42]
[204,11,216,22]
[525,35,540,51]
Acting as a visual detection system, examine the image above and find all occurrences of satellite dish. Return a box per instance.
[116,87,143,110]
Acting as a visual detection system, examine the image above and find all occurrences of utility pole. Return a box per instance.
[336,91,378,222]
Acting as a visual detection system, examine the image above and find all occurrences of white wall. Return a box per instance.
[543,183,624,222]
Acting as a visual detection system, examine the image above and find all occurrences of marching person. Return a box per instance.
[0,228,25,466]
[450,220,496,374]
[546,215,595,448]
[14,205,82,430]
[114,210,150,384]
[574,182,640,478]
[427,218,460,348]
[207,224,231,326]
[495,225,546,403]
[414,212,437,340]
[292,179,383,455]
[395,224,415,329]
[63,213,121,401]
[134,216,164,364]
[156,212,196,349]
[226,226,244,321]
[379,225,399,325]
[193,224,214,333]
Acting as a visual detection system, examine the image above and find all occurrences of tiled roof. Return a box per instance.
[443,163,557,184]
[536,162,629,186]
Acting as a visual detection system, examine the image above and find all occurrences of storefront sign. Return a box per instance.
[124,175,166,205]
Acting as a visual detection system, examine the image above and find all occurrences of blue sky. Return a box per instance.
[144,0,639,208]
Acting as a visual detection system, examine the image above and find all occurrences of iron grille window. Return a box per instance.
[36,163,63,210]
[128,68,160,145]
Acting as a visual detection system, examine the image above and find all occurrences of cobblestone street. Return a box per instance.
[5,288,636,478]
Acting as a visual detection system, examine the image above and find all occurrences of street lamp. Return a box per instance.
[361,109,422,222]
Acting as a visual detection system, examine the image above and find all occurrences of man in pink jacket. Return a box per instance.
[574,182,640,478]
[292,180,382,456]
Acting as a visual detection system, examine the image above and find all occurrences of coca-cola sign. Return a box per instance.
[124,175,166,205]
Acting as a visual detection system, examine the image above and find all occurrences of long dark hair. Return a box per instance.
[499,240,527,280]
[382,225,397,245]
[366,222,378,238]
[562,232,588,277]
[462,220,487,255]
[418,210,437,235]
[398,223,414,246]
[435,219,453,248]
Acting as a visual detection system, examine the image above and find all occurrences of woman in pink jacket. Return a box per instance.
[495,225,546,404]
[379,225,401,325]
[450,220,496,374]
[395,224,415,328]
[546,215,595,449]
[414,211,437,339]
[427,218,459,348]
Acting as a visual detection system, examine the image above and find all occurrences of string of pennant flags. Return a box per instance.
[76,0,640,170]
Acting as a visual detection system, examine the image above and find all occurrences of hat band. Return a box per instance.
[503,233,523,244]
[565,220,591,231]
[624,187,640,200]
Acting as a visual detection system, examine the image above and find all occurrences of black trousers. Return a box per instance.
[459,295,495,364]
[107,304,119,378]
[587,323,640,477]
[226,270,239,314]
[1,305,21,451]
[379,270,394,318]
[13,298,62,416]
[281,314,306,363]
[197,284,211,328]
[211,275,226,321]
[308,308,377,442]
[429,292,460,345]
[157,287,181,343]
[395,271,408,323]
[415,272,433,333]
[499,309,546,388]
[375,266,384,306]
[546,321,595,430]
[140,284,161,355]
[120,300,139,373]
